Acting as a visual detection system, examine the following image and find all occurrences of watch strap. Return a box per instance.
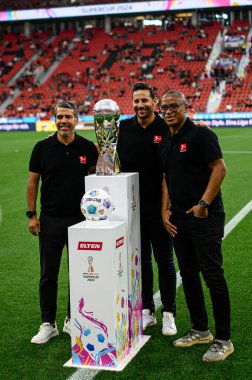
[26,210,37,218]
[198,199,209,208]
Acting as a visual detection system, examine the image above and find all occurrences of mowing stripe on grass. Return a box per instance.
[67,200,252,380]
[222,151,252,154]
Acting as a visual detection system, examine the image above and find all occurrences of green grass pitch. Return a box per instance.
[0,128,252,380]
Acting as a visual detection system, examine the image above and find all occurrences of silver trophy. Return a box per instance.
[93,99,121,176]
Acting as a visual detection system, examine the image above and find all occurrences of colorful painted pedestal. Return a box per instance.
[85,173,142,349]
[67,221,130,368]
[64,173,149,371]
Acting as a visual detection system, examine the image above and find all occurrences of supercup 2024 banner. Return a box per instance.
[1,1,251,22]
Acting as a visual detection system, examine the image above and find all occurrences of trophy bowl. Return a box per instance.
[93,99,120,117]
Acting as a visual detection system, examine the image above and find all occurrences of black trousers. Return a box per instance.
[140,213,176,315]
[39,213,83,323]
[171,212,231,340]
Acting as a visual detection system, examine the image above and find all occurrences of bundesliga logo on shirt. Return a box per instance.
[154,135,162,143]
[180,144,187,152]
[79,156,87,163]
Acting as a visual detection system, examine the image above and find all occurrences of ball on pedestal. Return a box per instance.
[80,188,113,222]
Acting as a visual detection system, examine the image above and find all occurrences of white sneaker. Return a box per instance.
[63,317,71,336]
[142,309,157,330]
[31,322,59,344]
[162,312,177,336]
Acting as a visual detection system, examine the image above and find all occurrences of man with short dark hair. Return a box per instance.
[117,82,177,335]
[160,90,234,362]
[27,101,98,344]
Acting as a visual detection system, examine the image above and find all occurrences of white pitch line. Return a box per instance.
[224,200,252,238]
[67,200,252,380]
[68,368,100,380]
[153,271,182,311]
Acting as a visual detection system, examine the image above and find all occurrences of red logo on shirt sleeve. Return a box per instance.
[154,135,162,143]
[79,156,87,163]
[180,144,187,152]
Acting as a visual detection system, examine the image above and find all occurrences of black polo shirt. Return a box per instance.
[29,133,98,217]
[117,112,169,215]
[159,117,224,214]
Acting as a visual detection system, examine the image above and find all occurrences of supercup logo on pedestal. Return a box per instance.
[83,255,99,282]
[93,99,121,176]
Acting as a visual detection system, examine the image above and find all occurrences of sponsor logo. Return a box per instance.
[78,241,103,250]
[180,143,187,152]
[79,156,87,163]
[154,135,162,143]
[116,236,124,249]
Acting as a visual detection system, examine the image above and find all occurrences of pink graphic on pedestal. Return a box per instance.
[72,298,117,367]
[115,289,129,362]
[128,249,143,347]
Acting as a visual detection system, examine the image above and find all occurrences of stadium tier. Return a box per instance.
[0,15,252,117]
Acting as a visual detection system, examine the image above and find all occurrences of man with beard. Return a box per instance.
[27,101,98,344]
[117,82,177,335]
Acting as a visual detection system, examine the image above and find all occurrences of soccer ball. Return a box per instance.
[82,325,108,359]
[80,188,113,221]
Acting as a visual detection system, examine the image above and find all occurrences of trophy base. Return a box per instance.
[96,168,120,176]
[95,153,120,176]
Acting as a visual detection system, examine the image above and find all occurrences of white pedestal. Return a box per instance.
[85,173,142,349]
[68,221,129,368]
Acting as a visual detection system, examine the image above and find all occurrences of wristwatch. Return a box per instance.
[26,210,37,218]
[198,199,209,208]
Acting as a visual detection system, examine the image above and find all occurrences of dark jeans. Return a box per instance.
[171,212,231,340]
[140,213,176,315]
[39,213,83,323]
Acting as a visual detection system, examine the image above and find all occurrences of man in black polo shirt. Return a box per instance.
[117,82,177,336]
[160,90,234,362]
[26,101,98,344]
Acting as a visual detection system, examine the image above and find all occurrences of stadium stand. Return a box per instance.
[0,15,251,116]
